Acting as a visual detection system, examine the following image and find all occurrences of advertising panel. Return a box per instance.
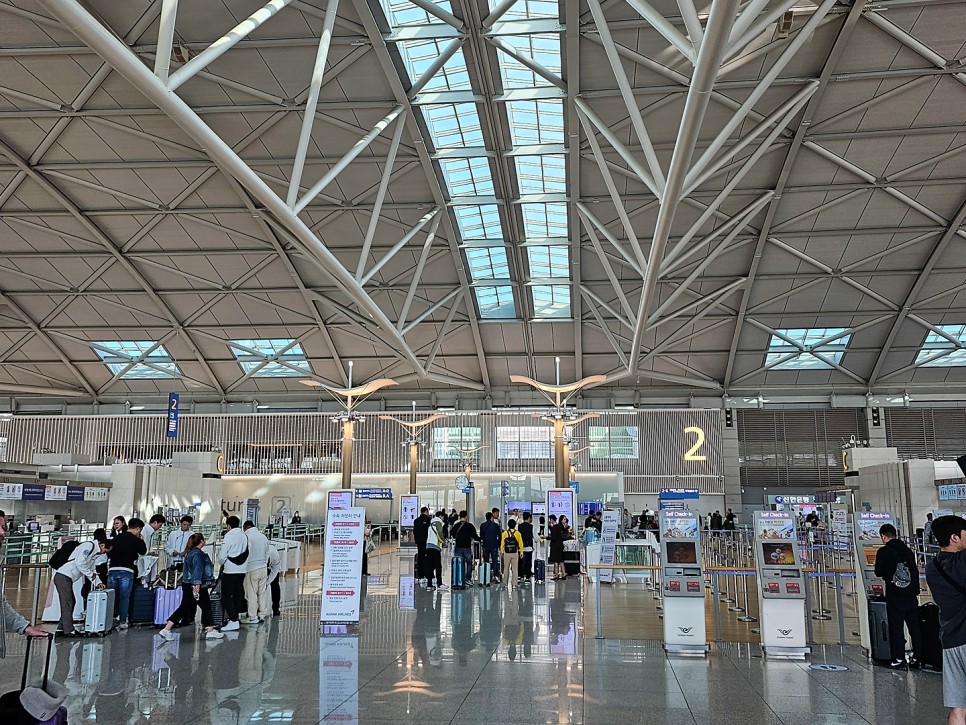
[597,508,620,584]
[661,511,698,539]
[320,507,365,623]
[546,489,575,524]
[328,491,353,511]
[44,485,68,501]
[400,495,419,528]
[755,511,796,539]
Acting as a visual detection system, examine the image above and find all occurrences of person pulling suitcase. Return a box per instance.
[451,511,479,588]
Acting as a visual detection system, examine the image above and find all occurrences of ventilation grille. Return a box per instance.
[885,408,966,460]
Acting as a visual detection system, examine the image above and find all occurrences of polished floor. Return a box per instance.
[0,552,948,724]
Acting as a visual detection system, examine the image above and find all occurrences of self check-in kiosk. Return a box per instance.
[659,510,708,654]
[853,511,894,659]
[753,511,809,659]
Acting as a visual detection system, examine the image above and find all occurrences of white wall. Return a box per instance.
[108,465,222,525]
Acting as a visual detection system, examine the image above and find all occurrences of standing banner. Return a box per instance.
[321,506,366,624]
[546,489,575,526]
[597,509,620,584]
[400,495,418,528]
[328,491,353,511]
[166,392,180,438]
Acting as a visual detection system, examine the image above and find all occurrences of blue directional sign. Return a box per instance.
[354,487,393,500]
[166,393,180,438]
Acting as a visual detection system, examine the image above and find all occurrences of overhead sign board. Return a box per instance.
[939,484,966,501]
[166,392,180,438]
[353,487,392,500]
[659,488,700,499]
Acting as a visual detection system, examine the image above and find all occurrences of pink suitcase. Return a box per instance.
[153,587,183,626]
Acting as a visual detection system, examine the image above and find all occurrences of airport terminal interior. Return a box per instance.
[0,0,965,722]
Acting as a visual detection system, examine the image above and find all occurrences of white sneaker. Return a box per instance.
[436,584,448,591]
[247,617,263,625]
[158,628,174,641]
[206,630,225,640]
[221,620,240,632]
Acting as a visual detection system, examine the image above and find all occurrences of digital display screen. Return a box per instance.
[577,502,602,516]
[665,541,698,564]
[761,542,796,566]
[507,501,532,514]
[532,502,546,516]
[863,545,882,566]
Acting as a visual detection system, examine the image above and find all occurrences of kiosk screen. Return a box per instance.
[761,542,796,566]
[863,545,882,566]
[666,541,698,564]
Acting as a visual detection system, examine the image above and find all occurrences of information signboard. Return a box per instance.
[320,507,366,624]
[597,509,620,584]
[546,489,575,525]
[400,495,419,528]
[328,491,353,511]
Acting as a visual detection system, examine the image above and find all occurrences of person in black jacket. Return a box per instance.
[413,507,432,583]
[106,517,147,630]
[874,523,922,668]
[452,511,480,584]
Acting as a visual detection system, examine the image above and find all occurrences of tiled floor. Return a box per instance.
[0,553,948,724]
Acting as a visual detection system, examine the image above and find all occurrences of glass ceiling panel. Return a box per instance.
[531,284,571,318]
[475,285,516,318]
[454,204,503,239]
[527,245,569,279]
[440,157,495,197]
[489,0,559,20]
[231,339,312,378]
[423,103,484,149]
[515,154,566,195]
[93,340,181,379]
[521,202,568,238]
[506,99,564,145]
[497,34,561,89]
[398,40,471,92]
[383,0,455,26]
[466,247,511,280]
[764,328,850,370]
[916,325,966,367]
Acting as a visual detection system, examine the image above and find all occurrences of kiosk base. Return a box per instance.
[662,597,709,656]
[760,599,809,660]
[762,645,810,660]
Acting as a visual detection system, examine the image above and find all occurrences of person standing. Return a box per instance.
[52,535,100,636]
[874,523,923,668]
[108,516,127,541]
[924,515,966,725]
[500,520,524,589]
[242,521,271,625]
[158,533,224,641]
[480,512,502,585]
[290,511,302,525]
[218,516,249,632]
[413,507,432,584]
[106,517,147,630]
[424,511,446,591]
[925,512,937,549]
[0,510,48,659]
[144,514,166,552]
[518,512,535,582]
[452,511,479,585]
[165,516,195,571]
[268,544,283,617]
[548,514,565,580]
[710,511,723,532]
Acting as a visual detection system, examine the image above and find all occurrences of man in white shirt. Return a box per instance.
[53,538,101,636]
[218,516,249,632]
[144,514,166,552]
[242,521,272,624]
[164,516,194,570]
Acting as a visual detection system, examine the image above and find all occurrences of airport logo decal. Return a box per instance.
[777,628,793,637]
[678,627,693,635]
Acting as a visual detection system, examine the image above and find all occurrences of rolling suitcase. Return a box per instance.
[534,559,546,583]
[209,586,225,629]
[0,633,68,725]
[919,602,943,671]
[85,588,115,636]
[563,551,580,577]
[868,598,891,662]
[154,587,183,626]
[451,556,466,589]
[130,585,155,626]
[477,560,491,587]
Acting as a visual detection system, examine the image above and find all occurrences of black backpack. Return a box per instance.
[50,540,82,570]
[504,534,519,554]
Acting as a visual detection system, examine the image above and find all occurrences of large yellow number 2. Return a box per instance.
[684,426,706,461]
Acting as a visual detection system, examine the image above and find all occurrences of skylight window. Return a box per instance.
[454,204,503,239]
[506,99,564,145]
[532,284,571,318]
[383,0,454,26]
[398,40,471,92]
[764,328,851,370]
[527,245,569,279]
[490,0,559,20]
[915,325,966,367]
[423,103,484,149]
[466,247,511,280]
[230,339,312,377]
[440,157,495,197]
[522,202,568,238]
[498,34,561,89]
[93,341,181,379]
[475,285,516,319]
[516,155,566,195]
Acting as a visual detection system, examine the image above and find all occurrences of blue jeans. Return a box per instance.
[107,570,134,624]
[482,547,501,579]
[454,547,474,575]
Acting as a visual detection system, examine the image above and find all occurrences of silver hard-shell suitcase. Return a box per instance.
[85,588,115,636]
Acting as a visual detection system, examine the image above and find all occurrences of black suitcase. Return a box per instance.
[563,551,580,576]
[868,599,891,662]
[130,584,156,625]
[919,602,943,671]
[209,587,225,629]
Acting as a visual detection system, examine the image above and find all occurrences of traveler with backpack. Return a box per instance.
[518,513,535,582]
[158,533,224,641]
[501,520,524,590]
[218,516,249,632]
[424,512,446,591]
[875,523,923,669]
[924,515,966,725]
[50,533,102,637]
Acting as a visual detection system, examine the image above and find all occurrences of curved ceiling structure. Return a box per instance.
[0,0,963,406]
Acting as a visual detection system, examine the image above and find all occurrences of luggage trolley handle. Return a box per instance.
[21,632,55,691]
